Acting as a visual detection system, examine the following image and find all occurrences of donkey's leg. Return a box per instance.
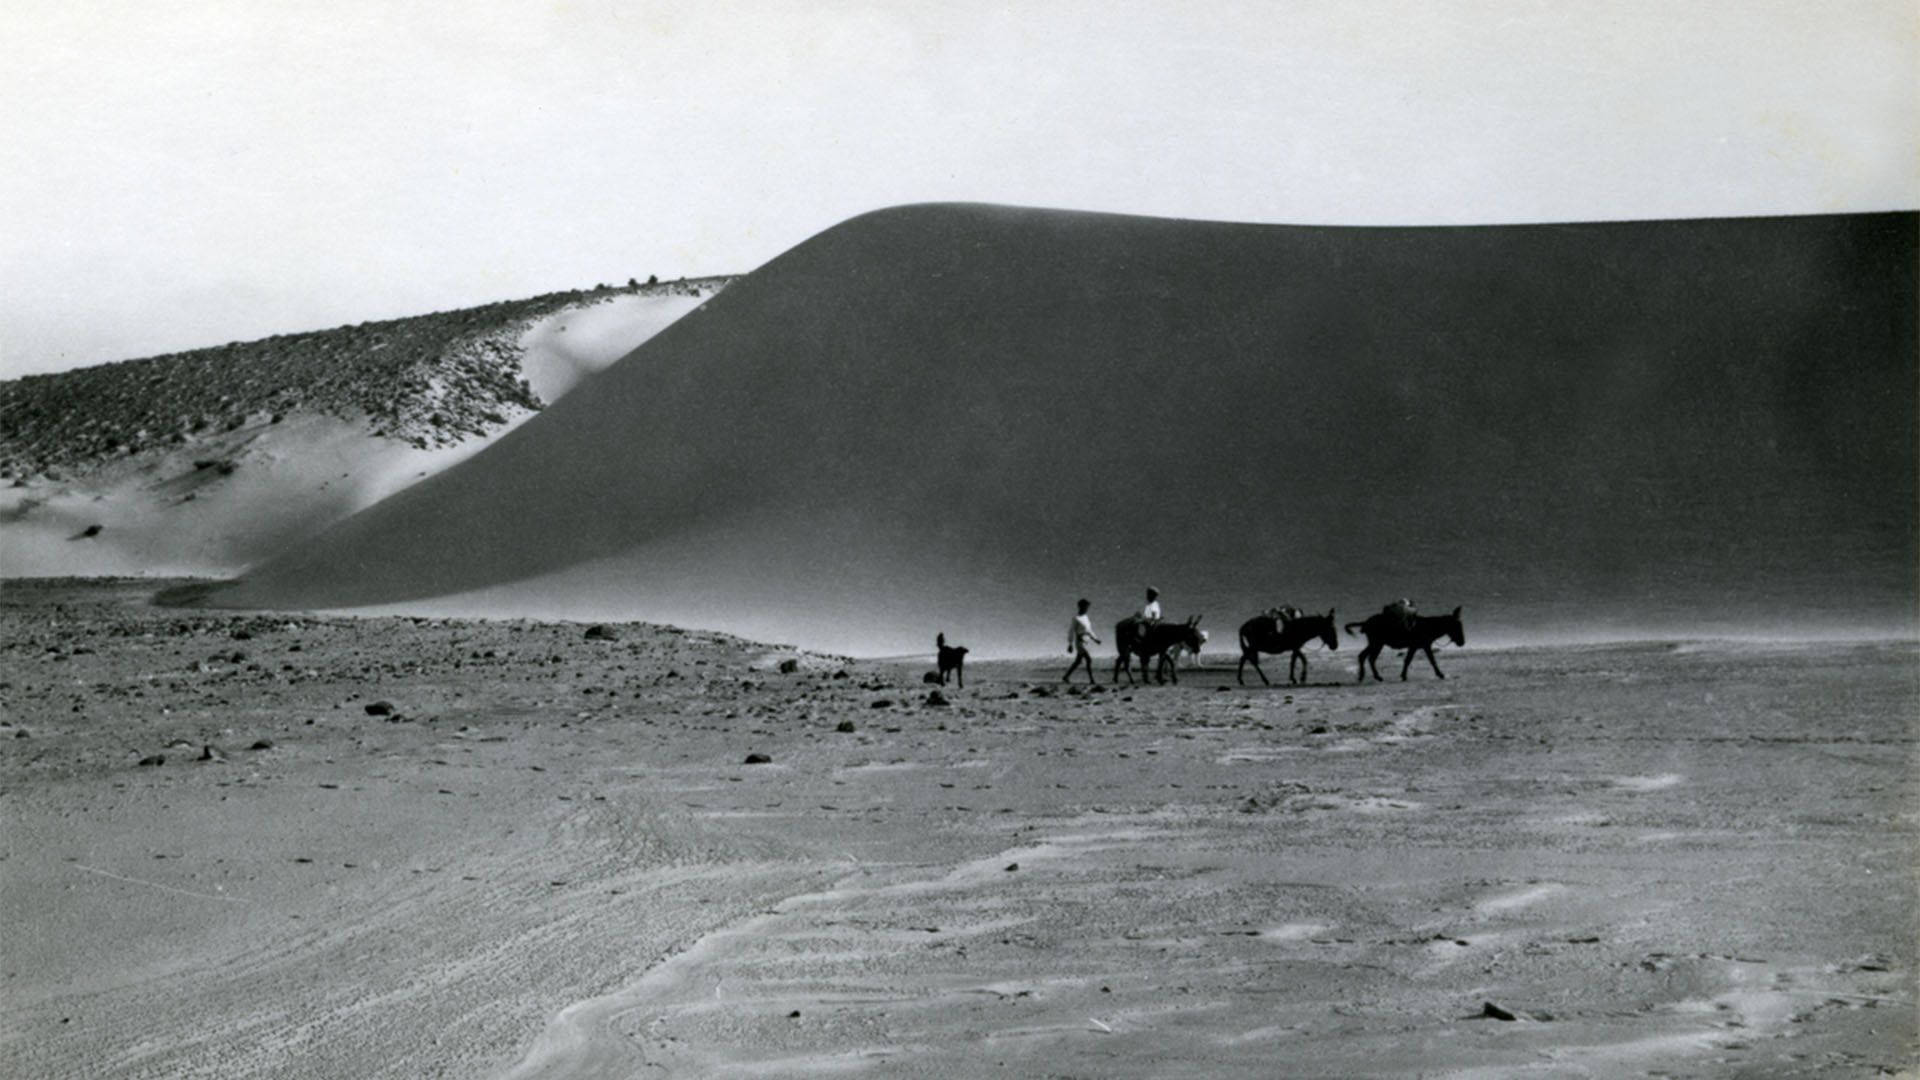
[1423,646,1446,679]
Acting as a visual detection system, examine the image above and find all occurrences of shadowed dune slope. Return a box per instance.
[214,204,1917,656]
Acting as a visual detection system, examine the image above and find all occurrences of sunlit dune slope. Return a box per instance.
[214,204,1918,655]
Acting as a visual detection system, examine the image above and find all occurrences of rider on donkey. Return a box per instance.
[1114,587,1162,642]
[1138,587,1162,625]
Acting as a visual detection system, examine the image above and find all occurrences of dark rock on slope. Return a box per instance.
[0,278,730,480]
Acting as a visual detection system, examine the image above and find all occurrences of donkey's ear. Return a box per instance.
[1452,606,1462,617]
[1327,608,1336,619]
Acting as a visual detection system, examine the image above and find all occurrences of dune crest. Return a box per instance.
[218,204,1917,656]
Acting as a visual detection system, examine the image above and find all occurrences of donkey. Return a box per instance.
[1344,606,1465,682]
[1113,615,1207,685]
[1237,608,1338,686]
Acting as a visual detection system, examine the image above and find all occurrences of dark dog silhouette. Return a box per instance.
[935,633,968,688]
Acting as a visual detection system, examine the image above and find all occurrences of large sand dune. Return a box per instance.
[216,204,1917,656]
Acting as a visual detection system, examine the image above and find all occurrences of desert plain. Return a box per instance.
[0,577,1912,1078]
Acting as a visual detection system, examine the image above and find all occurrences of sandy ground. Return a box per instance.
[1,579,1913,1078]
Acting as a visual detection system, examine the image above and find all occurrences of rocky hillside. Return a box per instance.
[0,276,732,480]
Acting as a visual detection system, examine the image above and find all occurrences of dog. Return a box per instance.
[935,633,968,688]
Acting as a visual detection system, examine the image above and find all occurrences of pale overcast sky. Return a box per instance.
[3,0,1913,378]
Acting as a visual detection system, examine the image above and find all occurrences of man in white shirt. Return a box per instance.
[1064,598,1101,683]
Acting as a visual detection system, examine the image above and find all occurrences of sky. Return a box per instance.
[3,0,1914,380]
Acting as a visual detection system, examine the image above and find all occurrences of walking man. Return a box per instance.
[1064,598,1101,683]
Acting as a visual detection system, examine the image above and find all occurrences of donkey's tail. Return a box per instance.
[1343,622,1366,636]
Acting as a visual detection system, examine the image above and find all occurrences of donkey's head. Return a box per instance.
[1314,609,1339,650]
